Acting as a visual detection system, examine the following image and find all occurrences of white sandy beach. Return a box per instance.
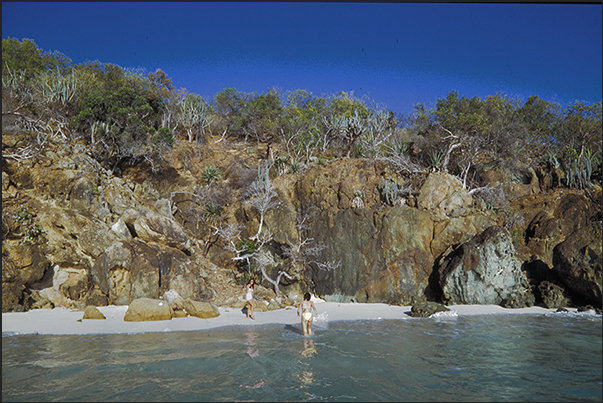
[2,298,582,336]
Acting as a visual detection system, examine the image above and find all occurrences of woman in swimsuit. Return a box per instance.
[297,292,318,336]
[245,278,255,319]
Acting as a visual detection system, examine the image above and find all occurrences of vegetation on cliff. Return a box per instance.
[3,38,601,185]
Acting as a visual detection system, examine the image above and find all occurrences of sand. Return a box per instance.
[2,298,581,336]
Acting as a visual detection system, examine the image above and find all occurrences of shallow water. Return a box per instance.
[2,313,602,402]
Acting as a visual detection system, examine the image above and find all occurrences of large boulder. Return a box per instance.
[55,264,89,301]
[538,281,571,309]
[28,264,89,310]
[303,204,437,305]
[552,221,602,307]
[123,298,173,321]
[416,172,474,218]
[121,208,190,251]
[181,298,220,319]
[162,289,188,317]
[430,214,496,259]
[437,226,535,307]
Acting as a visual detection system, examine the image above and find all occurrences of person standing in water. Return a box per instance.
[245,278,255,319]
[297,292,318,336]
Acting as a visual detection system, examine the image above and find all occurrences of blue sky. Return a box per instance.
[2,2,602,116]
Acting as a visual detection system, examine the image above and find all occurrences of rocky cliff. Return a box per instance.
[2,131,601,312]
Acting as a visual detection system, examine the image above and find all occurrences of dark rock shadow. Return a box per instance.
[285,324,303,335]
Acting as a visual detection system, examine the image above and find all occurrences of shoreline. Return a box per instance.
[1,301,595,336]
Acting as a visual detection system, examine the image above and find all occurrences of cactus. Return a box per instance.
[381,177,411,206]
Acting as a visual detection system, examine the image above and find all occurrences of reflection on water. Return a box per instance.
[296,338,318,389]
[244,328,260,358]
[2,314,601,402]
[301,338,317,358]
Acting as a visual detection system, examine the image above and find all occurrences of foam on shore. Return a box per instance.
[3,299,591,336]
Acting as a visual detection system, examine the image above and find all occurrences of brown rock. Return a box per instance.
[525,192,599,267]
[417,172,473,217]
[552,221,602,307]
[84,284,109,307]
[181,299,220,319]
[82,305,106,320]
[123,298,173,321]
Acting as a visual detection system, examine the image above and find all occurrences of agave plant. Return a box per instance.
[36,71,78,106]
[427,149,445,169]
[202,164,220,183]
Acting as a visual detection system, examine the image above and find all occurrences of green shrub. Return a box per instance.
[152,127,174,145]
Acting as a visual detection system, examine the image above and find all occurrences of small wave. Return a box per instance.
[545,309,602,320]
[314,312,329,322]
[430,310,458,319]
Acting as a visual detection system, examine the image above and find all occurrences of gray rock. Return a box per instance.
[111,218,132,239]
[438,226,534,306]
[538,281,571,309]
[77,221,119,259]
[410,301,451,318]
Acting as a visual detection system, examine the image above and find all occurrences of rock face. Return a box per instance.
[437,226,535,307]
[120,208,190,251]
[2,131,601,313]
[298,164,497,305]
[90,239,214,306]
[524,193,599,267]
[2,242,50,311]
[552,221,602,306]
[306,205,436,305]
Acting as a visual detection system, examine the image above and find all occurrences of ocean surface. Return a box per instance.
[2,312,601,402]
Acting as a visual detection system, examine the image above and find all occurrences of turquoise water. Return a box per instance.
[2,313,602,402]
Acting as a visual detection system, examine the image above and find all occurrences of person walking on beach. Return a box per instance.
[297,292,318,336]
[245,278,255,319]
